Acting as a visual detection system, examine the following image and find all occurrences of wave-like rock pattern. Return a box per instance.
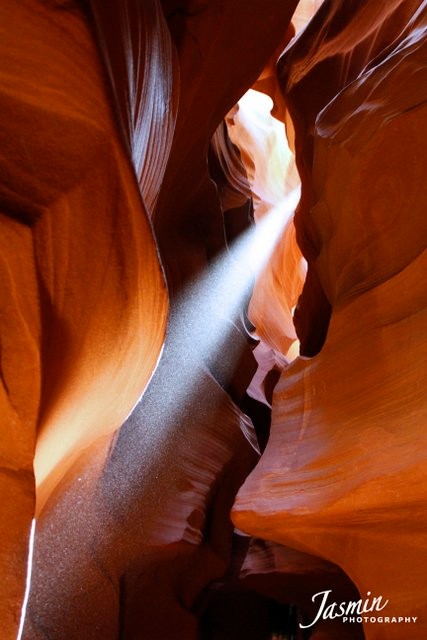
[88,0,178,213]
[1,0,426,638]
[233,2,427,639]
[0,1,167,636]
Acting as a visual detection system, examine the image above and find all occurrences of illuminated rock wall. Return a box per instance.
[0,1,168,636]
[0,0,426,639]
[0,0,299,638]
[233,2,427,640]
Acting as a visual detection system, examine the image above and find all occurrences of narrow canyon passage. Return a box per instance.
[0,1,426,639]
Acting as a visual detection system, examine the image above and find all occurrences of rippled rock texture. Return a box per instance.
[233,2,427,639]
[1,0,426,639]
[0,1,168,635]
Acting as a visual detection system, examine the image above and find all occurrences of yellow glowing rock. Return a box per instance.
[226,91,304,357]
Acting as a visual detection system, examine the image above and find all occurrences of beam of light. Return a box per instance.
[19,195,301,631]
[170,186,301,387]
[97,187,302,524]
[18,92,304,640]
[146,84,304,433]
[17,518,36,640]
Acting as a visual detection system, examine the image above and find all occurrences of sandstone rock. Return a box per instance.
[0,2,167,635]
[154,0,300,291]
[3,0,426,638]
[24,353,259,639]
[87,0,179,213]
[233,4,427,639]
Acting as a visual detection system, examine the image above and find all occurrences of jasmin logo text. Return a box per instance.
[300,590,417,629]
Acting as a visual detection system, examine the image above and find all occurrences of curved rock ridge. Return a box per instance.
[312,15,427,304]
[88,0,179,213]
[0,1,168,635]
[279,0,425,354]
[234,253,427,639]
[233,3,427,638]
[209,121,252,215]
[240,538,364,639]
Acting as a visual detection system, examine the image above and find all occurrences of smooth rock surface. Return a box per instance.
[0,1,167,635]
[233,5,427,638]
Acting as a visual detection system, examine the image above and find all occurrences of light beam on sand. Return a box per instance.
[99,186,302,521]
[17,189,301,635]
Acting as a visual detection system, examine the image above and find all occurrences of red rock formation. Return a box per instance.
[1,0,426,638]
[1,0,301,638]
[280,0,426,355]
[0,1,167,636]
[87,0,179,213]
[233,2,427,639]
[153,0,300,290]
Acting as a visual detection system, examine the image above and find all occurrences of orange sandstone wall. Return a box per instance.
[1,0,426,638]
[233,2,427,640]
[1,0,300,639]
[0,1,167,636]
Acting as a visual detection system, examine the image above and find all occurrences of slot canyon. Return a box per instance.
[0,0,426,638]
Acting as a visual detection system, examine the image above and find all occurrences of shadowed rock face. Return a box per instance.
[1,0,426,639]
[153,0,301,291]
[87,0,179,214]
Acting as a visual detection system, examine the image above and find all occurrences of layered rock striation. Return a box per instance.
[1,0,426,639]
[233,2,427,639]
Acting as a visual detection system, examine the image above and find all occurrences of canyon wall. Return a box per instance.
[0,1,425,639]
[233,2,427,639]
